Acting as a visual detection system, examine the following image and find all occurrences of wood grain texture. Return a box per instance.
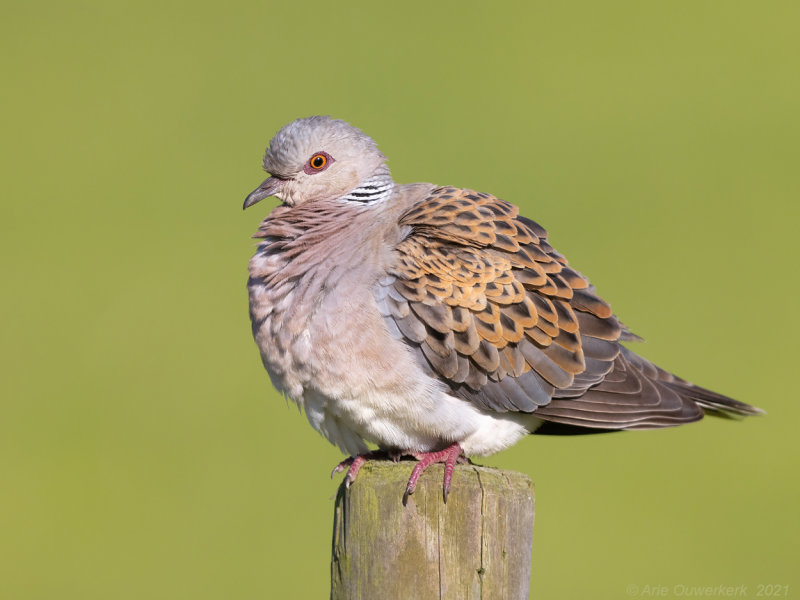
[330,462,534,600]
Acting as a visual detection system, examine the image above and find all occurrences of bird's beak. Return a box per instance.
[243,177,285,210]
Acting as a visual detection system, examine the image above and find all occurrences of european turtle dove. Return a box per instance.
[244,116,762,503]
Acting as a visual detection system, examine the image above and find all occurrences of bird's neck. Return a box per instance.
[338,167,394,206]
[251,196,395,287]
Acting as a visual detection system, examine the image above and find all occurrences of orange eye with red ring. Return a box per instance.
[303,151,334,175]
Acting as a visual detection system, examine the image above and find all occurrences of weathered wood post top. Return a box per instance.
[331,462,535,600]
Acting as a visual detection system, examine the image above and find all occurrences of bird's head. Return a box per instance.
[243,116,390,209]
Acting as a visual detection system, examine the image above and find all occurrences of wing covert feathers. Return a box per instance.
[379,186,760,429]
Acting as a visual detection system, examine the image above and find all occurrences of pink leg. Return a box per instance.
[404,442,465,505]
[331,450,393,488]
[331,444,467,504]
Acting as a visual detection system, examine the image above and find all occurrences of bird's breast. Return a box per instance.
[246,238,479,453]
[247,235,393,400]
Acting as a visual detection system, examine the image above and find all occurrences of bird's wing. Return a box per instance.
[376,186,754,429]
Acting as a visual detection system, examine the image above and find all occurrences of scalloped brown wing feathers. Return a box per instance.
[379,187,758,429]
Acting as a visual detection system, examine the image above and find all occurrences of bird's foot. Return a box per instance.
[331,449,400,488]
[331,443,467,505]
[404,442,466,506]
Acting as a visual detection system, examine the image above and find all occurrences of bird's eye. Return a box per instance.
[310,153,327,169]
[303,151,334,175]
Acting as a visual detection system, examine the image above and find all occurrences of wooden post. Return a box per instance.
[330,461,534,600]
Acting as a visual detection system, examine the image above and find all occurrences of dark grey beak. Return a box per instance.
[243,177,285,210]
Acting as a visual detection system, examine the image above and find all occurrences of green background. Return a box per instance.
[2,1,798,598]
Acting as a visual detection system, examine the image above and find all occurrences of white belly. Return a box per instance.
[301,382,541,457]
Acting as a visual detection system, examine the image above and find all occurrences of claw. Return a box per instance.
[442,447,460,502]
[332,444,466,504]
[403,442,464,506]
[331,457,353,478]
[403,484,413,506]
[331,450,388,488]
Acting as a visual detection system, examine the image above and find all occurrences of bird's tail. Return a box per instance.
[661,377,764,417]
[533,346,764,432]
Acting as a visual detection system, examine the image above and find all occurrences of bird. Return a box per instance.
[243,116,762,504]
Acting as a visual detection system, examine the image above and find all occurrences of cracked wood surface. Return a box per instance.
[330,462,534,599]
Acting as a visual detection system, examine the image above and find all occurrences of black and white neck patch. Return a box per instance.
[339,175,394,205]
